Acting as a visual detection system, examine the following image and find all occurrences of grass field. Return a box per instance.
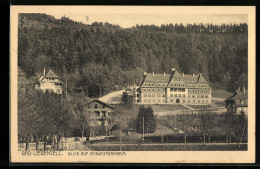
[86,143,247,151]
[212,89,233,99]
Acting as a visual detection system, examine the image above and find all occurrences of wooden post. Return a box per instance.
[65,77,68,96]
[142,116,145,142]
[239,120,247,148]
[120,116,122,151]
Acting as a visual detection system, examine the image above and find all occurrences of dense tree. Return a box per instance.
[136,106,157,134]
[18,14,248,97]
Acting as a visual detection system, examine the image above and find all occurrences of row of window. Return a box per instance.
[187,84,208,88]
[143,88,165,92]
[143,83,167,87]
[170,88,185,92]
[169,83,185,87]
[142,99,210,103]
[143,99,166,103]
[143,94,165,97]
[188,89,209,93]
[189,95,209,98]
[170,94,186,97]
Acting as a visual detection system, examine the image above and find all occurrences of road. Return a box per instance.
[99,89,125,104]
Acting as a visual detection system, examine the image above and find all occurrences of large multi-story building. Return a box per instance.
[136,68,211,105]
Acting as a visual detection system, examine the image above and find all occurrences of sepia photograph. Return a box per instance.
[10,6,255,163]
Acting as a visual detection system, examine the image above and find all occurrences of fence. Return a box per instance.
[18,141,82,151]
[155,107,226,116]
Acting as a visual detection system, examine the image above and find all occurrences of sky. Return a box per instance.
[47,13,247,28]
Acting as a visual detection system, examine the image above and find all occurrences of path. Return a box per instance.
[99,89,125,104]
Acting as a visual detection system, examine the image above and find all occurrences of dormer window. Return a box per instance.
[241,100,244,104]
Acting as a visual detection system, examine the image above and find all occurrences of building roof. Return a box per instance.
[224,90,248,107]
[82,99,115,110]
[140,70,210,88]
[45,69,59,79]
[145,73,171,83]
[36,69,63,84]
[183,74,199,84]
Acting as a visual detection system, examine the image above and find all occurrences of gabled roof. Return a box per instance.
[183,74,199,84]
[45,69,59,79]
[82,99,115,110]
[36,69,63,84]
[224,90,248,106]
[145,73,171,83]
[198,74,208,83]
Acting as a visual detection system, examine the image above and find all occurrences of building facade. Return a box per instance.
[35,68,63,94]
[81,99,115,120]
[137,68,211,105]
[224,88,248,115]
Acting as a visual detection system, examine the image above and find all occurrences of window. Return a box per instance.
[178,94,181,97]
[201,95,204,98]
[188,100,190,103]
[152,94,155,97]
[205,95,208,98]
[198,90,200,92]
[198,100,200,103]
[158,84,160,86]
[143,94,147,97]
[153,99,155,102]
[206,100,208,103]
[170,99,173,102]
[183,94,185,97]
[144,89,146,91]
[202,100,204,103]
[144,99,146,102]
[158,99,160,102]
[95,104,98,109]
[152,89,155,91]
[56,89,60,93]
[148,99,151,102]
[170,94,173,97]
[103,105,106,109]
[193,100,195,103]
[193,90,195,92]
[174,94,177,97]
[148,94,151,97]
[163,95,165,97]
[158,94,161,97]
[183,99,185,103]
[192,95,195,98]
[149,84,150,86]
[148,89,150,91]
[206,90,208,93]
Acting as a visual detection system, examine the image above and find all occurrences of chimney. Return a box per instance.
[243,86,246,93]
[163,72,166,76]
[43,68,46,76]
[192,73,194,77]
[182,73,184,77]
[144,72,147,76]
[152,72,154,76]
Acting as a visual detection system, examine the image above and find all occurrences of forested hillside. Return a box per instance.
[18,13,248,97]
